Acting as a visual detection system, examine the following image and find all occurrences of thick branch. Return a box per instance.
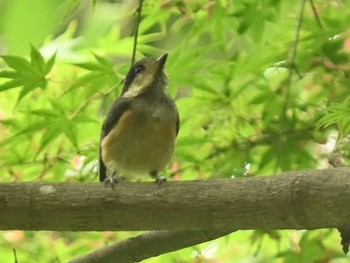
[1,168,350,231]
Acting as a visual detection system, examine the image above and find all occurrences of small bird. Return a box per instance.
[99,54,179,184]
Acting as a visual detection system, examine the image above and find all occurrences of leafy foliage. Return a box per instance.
[1,0,350,262]
[318,97,350,138]
[0,45,56,102]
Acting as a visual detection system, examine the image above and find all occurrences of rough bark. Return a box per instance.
[1,168,350,231]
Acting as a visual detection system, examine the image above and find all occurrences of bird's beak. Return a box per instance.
[156,53,168,71]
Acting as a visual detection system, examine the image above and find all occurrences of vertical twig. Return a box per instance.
[309,0,323,29]
[282,0,306,117]
[131,0,144,65]
[13,248,18,263]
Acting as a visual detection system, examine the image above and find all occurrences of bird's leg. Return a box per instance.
[104,171,120,189]
[150,170,167,185]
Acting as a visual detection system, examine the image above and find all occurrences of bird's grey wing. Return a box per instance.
[99,97,131,182]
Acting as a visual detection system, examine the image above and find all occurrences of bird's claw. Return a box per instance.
[155,176,167,186]
[103,176,119,190]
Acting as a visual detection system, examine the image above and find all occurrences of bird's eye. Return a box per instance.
[134,65,144,75]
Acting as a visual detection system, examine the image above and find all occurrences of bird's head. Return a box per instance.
[122,54,168,98]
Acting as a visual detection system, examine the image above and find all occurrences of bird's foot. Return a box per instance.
[155,175,167,186]
[150,170,167,186]
[103,174,119,190]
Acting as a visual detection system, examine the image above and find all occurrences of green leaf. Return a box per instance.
[0,48,55,100]
[0,70,20,78]
[299,232,326,261]
[75,53,114,72]
[30,45,46,74]
[74,62,105,71]
[176,136,209,147]
[49,98,68,115]
[44,52,56,74]
[317,97,350,137]
[16,120,53,136]
[36,128,61,158]
[0,79,23,92]
[258,148,276,170]
[18,84,40,102]
[92,53,113,68]
[0,118,22,129]
[63,121,79,150]
[1,55,35,73]
[73,115,97,123]
[27,109,59,118]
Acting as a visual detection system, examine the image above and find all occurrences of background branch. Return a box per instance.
[69,229,235,263]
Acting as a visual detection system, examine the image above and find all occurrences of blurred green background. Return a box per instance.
[1,0,350,262]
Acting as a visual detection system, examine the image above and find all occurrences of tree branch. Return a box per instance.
[3,168,350,262]
[69,229,235,263]
[1,168,350,231]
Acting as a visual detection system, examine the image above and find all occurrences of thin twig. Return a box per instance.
[131,0,144,65]
[292,63,303,79]
[283,0,306,117]
[290,0,306,67]
[13,249,18,263]
[71,93,100,118]
[205,126,316,160]
[308,0,323,29]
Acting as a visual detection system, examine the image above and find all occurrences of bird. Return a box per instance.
[98,54,179,184]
